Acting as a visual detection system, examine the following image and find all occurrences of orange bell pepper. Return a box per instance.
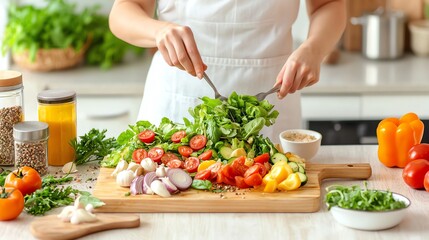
[376,112,424,168]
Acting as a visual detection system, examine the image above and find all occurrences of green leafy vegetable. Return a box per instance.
[42,174,73,188]
[191,180,213,190]
[0,168,11,187]
[71,129,118,165]
[79,191,106,208]
[24,185,79,215]
[325,182,407,211]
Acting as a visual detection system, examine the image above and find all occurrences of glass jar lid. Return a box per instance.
[37,89,76,104]
[0,70,23,91]
[13,121,49,141]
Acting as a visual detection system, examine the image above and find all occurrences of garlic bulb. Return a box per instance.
[111,160,128,177]
[58,197,97,225]
[141,158,157,172]
[156,164,167,177]
[116,170,135,187]
[62,162,77,174]
[127,162,140,172]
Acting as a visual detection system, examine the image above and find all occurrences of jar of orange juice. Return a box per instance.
[37,90,76,166]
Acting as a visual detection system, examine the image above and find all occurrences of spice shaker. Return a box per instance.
[13,121,49,175]
[38,89,76,166]
[0,70,24,166]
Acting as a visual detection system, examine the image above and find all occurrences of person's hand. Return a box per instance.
[155,23,207,78]
[275,44,323,99]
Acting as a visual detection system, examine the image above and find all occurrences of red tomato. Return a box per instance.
[402,159,429,189]
[178,146,193,157]
[5,167,42,196]
[235,176,250,189]
[0,187,24,221]
[254,163,268,177]
[161,152,179,165]
[148,147,164,162]
[171,130,186,143]
[244,173,263,186]
[184,157,200,173]
[132,149,148,164]
[195,169,211,180]
[198,150,213,160]
[221,164,236,179]
[189,135,207,150]
[166,159,184,169]
[254,153,270,164]
[243,165,261,178]
[207,162,222,180]
[138,130,156,143]
[425,171,429,192]
[408,144,429,161]
[231,156,249,177]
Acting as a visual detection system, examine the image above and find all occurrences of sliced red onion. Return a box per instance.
[166,168,192,190]
[130,175,145,195]
[150,180,171,198]
[160,177,179,194]
[143,172,158,195]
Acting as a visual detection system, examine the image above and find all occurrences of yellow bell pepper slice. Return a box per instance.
[263,179,278,193]
[278,173,301,191]
[262,173,274,184]
[197,160,216,172]
[269,165,289,183]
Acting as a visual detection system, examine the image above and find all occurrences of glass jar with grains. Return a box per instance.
[13,121,49,175]
[0,70,24,166]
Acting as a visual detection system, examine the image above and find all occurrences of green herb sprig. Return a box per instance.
[325,182,407,211]
[71,129,118,165]
[24,185,79,215]
[0,168,11,187]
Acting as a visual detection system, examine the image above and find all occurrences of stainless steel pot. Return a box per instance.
[352,9,405,60]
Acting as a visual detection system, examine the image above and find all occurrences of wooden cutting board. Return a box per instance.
[92,163,371,213]
[30,214,140,240]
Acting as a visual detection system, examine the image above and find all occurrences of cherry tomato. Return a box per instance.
[254,153,270,164]
[138,130,156,143]
[189,135,207,151]
[161,152,179,165]
[195,169,211,180]
[244,173,263,187]
[184,157,200,173]
[425,171,429,192]
[178,146,193,157]
[254,162,268,177]
[408,144,429,161]
[231,156,249,177]
[5,166,42,196]
[198,150,213,160]
[0,187,24,221]
[402,159,429,189]
[244,165,262,178]
[148,147,165,163]
[235,176,250,189]
[207,162,222,180]
[166,159,184,169]
[221,164,236,179]
[171,130,186,143]
[132,149,148,164]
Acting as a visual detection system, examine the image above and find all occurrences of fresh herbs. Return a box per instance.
[24,185,79,216]
[41,174,73,188]
[191,180,213,190]
[325,182,407,211]
[0,168,11,187]
[71,129,118,165]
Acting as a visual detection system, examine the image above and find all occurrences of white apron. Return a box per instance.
[138,0,302,143]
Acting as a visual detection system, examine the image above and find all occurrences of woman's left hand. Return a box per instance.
[275,44,323,99]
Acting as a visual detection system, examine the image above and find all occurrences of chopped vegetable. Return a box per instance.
[71,129,118,165]
[325,182,407,211]
[166,168,192,191]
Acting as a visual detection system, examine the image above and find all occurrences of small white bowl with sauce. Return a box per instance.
[279,129,322,161]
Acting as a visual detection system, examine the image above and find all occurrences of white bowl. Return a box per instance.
[329,192,411,231]
[279,129,322,161]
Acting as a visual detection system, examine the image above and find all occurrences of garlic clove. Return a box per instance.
[111,159,128,176]
[62,162,77,174]
[134,166,144,177]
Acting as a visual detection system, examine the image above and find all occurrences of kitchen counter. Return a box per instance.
[305,52,429,94]
[1,145,428,240]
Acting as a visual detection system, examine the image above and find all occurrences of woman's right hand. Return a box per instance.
[155,23,207,78]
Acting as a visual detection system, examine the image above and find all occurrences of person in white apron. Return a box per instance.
[109,0,346,143]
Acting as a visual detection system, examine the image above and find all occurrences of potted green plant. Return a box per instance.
[1,0,143,71]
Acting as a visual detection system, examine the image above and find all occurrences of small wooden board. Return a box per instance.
[93,163,371,213]
[30,214,140,240]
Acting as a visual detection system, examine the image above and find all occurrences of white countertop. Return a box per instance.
[1,145,428,240]
[306,52,429,95]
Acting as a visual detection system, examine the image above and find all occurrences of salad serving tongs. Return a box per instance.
[254,85,281,101]
[202,72,227,101]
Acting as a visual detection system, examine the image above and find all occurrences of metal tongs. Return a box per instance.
[254,85,281,101]
[202,73,227,101]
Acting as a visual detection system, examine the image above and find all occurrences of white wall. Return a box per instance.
[292,0,310,46]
